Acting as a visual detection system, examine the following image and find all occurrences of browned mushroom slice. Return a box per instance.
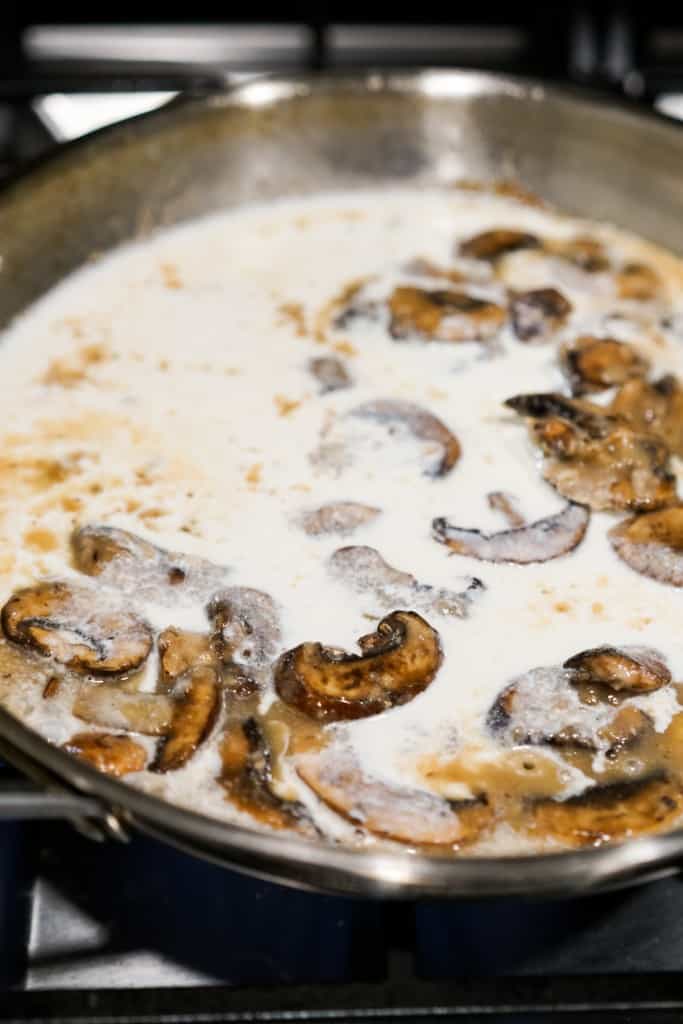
[504,392,614,436]
[274,610,442,723]
[432,502,588,564]
[1,581,153,675]
[609,506,683,585]
[530,774,682,847]
[458,229,540,262]
[73,686,174,735]
[329,545,482,617]
[616,262,660,301]
[388,287,506,343]
[72,525,228,600]
[609,376,683,458]
[510,287,572,342]
[299,501,381,537]
[308,356,352,394]
[208,588,281,670]
[564,646,670,694]
[298,746,491,847]
[547,235,610,272]
[63,731,147,777]
[488,667,603,750]
[219,716,313,833]
[350,399,461,478]
[157,627,215,689]
[540,426,676,512]
[489,666,655,754]
[150,666,221,772]
[561,336,649,396]
[506,393,677,512]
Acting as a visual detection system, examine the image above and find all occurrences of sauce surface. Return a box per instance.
[3,186,683,854]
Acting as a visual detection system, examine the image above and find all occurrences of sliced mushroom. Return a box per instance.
[432,501,589,564]
[609,506,683,585]
[510,287,572,342]
[1,581,153,675]
[150,666,221,772]
[547,235,610,273]
[350,399,461,477]
[298,746,492,847]
[329,545,482,617]
[505,392,613,436]
[506,393,677,512]
[564,646,670,694]
[299,501,381,537]
[388,286,506,343]
[488,667,606,750]
[609,376,683,458]
[561,336,649,396]
[616,262,660,301]
[531,775,682,847]
[541,427,676,512]
[458,229,540,262]
[308,356,352,394]
[219,716,313,833]
[73,686,174,735]
[72,525,228,602]
[63,732,147,777]
[208,588,281,671]
[158,628,216,689]
[274,610,442,723]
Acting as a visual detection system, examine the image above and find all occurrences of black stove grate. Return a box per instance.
[2,815,683,1022]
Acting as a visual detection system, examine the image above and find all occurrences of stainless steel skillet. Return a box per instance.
[2,69,683,898]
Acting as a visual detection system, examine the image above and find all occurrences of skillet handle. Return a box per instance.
[0,736,129,843]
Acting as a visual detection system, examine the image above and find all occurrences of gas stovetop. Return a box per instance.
[3,9,683,1022]
[3,806,683,1022]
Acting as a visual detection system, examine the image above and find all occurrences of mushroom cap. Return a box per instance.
[63,732,148,777]
[1,581,153,675]
[564,645,670,693]
[298,746,492,847]
[458,229,540,262]
[531,775,682,847]
[561,336,649,396]
[510,287,572,343]
[274,610,442,722]
[609,506,683,585]
[388,286,506,343]
[150,666,221,773]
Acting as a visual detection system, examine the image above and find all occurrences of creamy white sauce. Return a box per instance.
[2,186,683,853]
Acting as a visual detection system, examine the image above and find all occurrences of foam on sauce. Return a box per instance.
[2,187,683,853]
